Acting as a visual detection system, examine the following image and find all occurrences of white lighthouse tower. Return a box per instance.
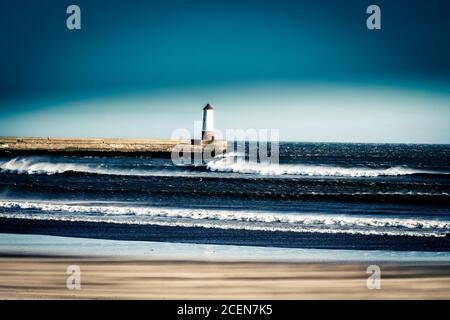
[202,103,214,141]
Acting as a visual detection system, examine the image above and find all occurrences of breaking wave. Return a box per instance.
[0,157,100,175]
[206,155,438,177]
[0,157,180,177]
[1,156,445,178]
[0,200,449,237]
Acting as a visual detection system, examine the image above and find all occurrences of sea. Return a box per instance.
[0,142,449,254]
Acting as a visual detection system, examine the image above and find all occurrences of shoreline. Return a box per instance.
[1,234,450,299]
[1,217,449,252]
[1,233,450,263]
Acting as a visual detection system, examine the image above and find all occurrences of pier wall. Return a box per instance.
[0,137,227,158]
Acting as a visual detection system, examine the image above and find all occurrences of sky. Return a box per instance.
[0,0,449,143]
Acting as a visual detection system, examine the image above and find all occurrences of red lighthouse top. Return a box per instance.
[203,103,213,110]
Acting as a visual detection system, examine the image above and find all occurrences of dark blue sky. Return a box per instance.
[1,0,449,142]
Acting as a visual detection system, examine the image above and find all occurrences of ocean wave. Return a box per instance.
[0,212,446,238]
[0,157,180,177]
[1,156,446,178]
[0,157,100,175]
[0,200,448,237]
[206,156,438,177]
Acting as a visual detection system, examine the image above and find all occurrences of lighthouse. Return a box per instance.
[202,103,214,141]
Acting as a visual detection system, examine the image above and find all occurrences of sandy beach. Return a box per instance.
[0,257,449,299]
[0,233,449,299]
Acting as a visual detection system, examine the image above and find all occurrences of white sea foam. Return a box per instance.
[1,156,442,178]
[0,157,99,175]
[0,157,174,177]
[206,156,431,177]
[0,212,446,238]
[0,200,448,237]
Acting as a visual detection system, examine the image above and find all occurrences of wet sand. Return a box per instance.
[0,257,449,299]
